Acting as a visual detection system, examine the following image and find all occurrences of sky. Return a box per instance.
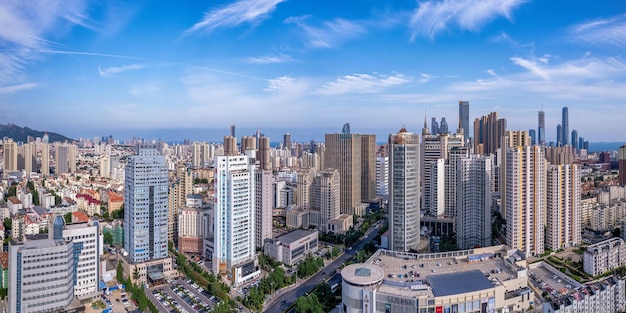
[1,0,626,143]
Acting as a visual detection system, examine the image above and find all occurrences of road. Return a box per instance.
[264,226,379,313]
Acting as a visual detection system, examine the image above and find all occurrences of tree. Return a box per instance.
[133,267,140,281]
[295,294,324,313]
[103,231,114,245]
[64,212,72,224]
[3,218,11,231]
[116,260,124,282]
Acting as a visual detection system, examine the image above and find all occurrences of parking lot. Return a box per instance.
[148,278,221,313]
[528,264,582,299]
[85,287,136,313]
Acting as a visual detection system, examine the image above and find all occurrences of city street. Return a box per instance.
[264,226,379,313]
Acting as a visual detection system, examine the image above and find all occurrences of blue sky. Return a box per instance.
[0,0,625,142]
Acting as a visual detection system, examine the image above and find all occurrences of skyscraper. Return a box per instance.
[230,124,236,137]
[616,144,626,186]
[473,112,507,155]
[538,110,546,145]
[124,144,169,263]
[439,117,449,134]
[55,143,76,175]
[556,124,562,146]
[571,129,578,151]
[545,164,581,251]
[40,142,49,175]
[388,128,420,252]
[431,117,439,135]
[529,129,536,146]
[324,123,376,216]
[283,133,291,151]
[562,106,569,146]
[456,154,493,249]
[255,168,273,248]
[258,136,271,171]
[504,145,546,257]
[459,101,470,138]
[213,154,259,285]
[3,139,17,173]
[313,169,340,232]
[375,156,389,196]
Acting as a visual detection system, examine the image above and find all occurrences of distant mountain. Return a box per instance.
[0,123,74,143]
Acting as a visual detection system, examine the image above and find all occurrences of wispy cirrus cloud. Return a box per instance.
[98,64,146,77]
[285,16,366,49]
[245,53,294,64]
[315,73,411,96]
[409,0,526,39]
[184,0,286,36]
[570,14,626,48]
[0,83,38,94]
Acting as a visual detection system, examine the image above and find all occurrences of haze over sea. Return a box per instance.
[75,128,625,153]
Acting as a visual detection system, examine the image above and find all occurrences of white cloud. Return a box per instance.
[570,14,626,48]
[315,73,411,96]
[0,83,38,94]
[245,54,294,64]
[285,16,366,48]
[98,64,146,77]
[264,76,296,92]
[409,0,526,39]
[184,0,285,35]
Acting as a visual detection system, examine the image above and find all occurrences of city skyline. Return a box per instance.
[0,1,625,141]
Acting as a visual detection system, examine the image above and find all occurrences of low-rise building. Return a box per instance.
[543,276,626,313]
[263,229,318,266]
[328,213,353,235]
[583,237,626,276]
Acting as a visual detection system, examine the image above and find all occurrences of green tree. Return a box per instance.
[64,212,72,224]
[133,267,140,281]
[295,294,324,313]
[103,231,113,245]
[3,218,11,231]
[116,260,124,282]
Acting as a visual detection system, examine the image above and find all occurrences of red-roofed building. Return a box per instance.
[72,211,90,223]
[76,194,101,216]
[107,191,123,214]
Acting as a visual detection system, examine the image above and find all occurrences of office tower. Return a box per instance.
[616,144,626,186]
[546,164,581,250]
[283,133,291,151]
[124,144,169,263]
[324,123,376,215]
[474,112,507,155]
[258,136,271,170]
[388,128,420,252]
[504,145,546,256]
[213,154,258,285]
[556,124,562,146]
[538,110,546,145]
[376,156,389,196]
[456,154,493,249]
[169,163,192,244]
[55,143,77,175]
[17,143,36,173]
[223,136,237,156]
[459,101,470,138]
[422,127,465,216]
[313,169,340,232]
[431,117,439,135]
[230,124,236,137]
[100,155,110,178]
[529,129,536,146]
[579,137,585,152]
[255,129,261,148]
[562,106,569,146]
[3,139,17,173]
[255,169,273,248]
[438,117,448,134]
[240,136,256,153]
[8,234,77,313]
[571,129,578,151]
[40,142,49,175]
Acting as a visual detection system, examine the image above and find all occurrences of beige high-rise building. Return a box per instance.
[313,169,340,232]
[168,162,192,244]
[223,136,237,156]
[474,112,507,155]
[54,143,76,175]
[504,145,546,257]
[499,130,531,216]
[100,155,110,178]
[191,142,203,168]
[40,142,49,175]
[258,136,271,171]
[619,144,626,186]
[3,139,17,173]
[324,123,376,216]
[17,142,36,173]
[296,168,315,210]
[545,145,574,165]
[546,164,582,250]
[255,169,273,248]
[241,136,256,153]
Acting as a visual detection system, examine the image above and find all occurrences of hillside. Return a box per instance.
[0,123,74,143]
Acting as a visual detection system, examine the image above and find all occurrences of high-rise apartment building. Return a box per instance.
[168,163,192,245]
[474,112,506,155]
[616,144,626,186]
[431,146,470,218]
[213,154,259,286]
[421,126,465,216]
[40,142,49,175]
[388,128,420,252]
[324,123,376,215]
[546,164,581,251]
[258,136,271,171]
[562,106,569,146]
[223,136,237,156]
[538,110,546,145]
[312,169,340,232]
[459,101,470,139]
[178,195,210,254]
[499,130,531,216]
[17,142,36,173]
[456,154,493,249]
[3,139,17,173]
[375,156,389,196]
[59,217,101,298]
[504,145,546,257]
[240,136,256,153]
[55,143,76,175]
[124,145,169,263]
[255,169,273,248]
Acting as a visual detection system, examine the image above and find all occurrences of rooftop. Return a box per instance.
[428,270,493,297]
[276,229,317,245]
